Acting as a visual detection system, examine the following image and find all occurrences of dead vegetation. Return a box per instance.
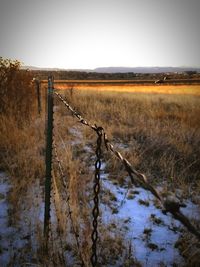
[61,88,200,196]
[53,87,200,266]
[0,58,45,221]
[0,58,200,266]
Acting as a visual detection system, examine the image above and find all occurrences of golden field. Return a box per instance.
[52,82,200,95]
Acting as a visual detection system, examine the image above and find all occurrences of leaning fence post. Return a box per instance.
[44,76,54,248]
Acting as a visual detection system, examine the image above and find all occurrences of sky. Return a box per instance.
[0,0,200,69]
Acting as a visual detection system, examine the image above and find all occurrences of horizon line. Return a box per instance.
[21,65,200,71]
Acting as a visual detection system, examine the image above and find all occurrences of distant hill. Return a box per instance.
[21,65,200,74]
[93,67,200,73]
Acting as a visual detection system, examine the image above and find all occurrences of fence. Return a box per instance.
[39,76,200,266]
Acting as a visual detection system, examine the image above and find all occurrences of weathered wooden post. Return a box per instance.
[44,76,54,248]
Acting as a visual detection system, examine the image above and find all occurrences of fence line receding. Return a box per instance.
[42,76,200,267]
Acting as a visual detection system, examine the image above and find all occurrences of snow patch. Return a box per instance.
[99,164,200,266]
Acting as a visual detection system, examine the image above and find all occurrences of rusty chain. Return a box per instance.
[91,127,103,267]
[54,91,200,241]
[55,92,98,131]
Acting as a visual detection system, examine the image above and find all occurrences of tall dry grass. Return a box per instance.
[60,89,200,195]
[52,87,200,265]
[0,58,45,219]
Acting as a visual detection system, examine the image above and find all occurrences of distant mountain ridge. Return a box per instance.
[93,67,200,73]
[21,66,200,73]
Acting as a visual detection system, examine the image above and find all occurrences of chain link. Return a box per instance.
[54,92,98,132]
[91,127,103,267]
[54,91,200,241]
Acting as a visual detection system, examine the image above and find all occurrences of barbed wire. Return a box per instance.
[52,140,85,266]
[53,141,68,193]
[54,91,200,241]
[54,92,104,266]
[51,170,66,265]
[48,172,62,267]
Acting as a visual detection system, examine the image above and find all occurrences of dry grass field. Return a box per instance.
[0,63,200,266]
[52,85,200,266]
[53,82,200,95]
[57,85,200,191]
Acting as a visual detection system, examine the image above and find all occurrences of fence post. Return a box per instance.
[44,76,54,248]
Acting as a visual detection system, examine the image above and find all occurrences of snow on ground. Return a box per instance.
[0,172,45,266]
[0,125,199,266]
[0,172,28,266]
[69,126,200,266]
[99,164,200,266]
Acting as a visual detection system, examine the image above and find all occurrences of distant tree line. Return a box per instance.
[19,69,200,81]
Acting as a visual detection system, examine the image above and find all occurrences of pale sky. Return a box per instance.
[0,0,199,69]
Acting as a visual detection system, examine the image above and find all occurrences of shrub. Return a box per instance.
[0,57,36,125]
